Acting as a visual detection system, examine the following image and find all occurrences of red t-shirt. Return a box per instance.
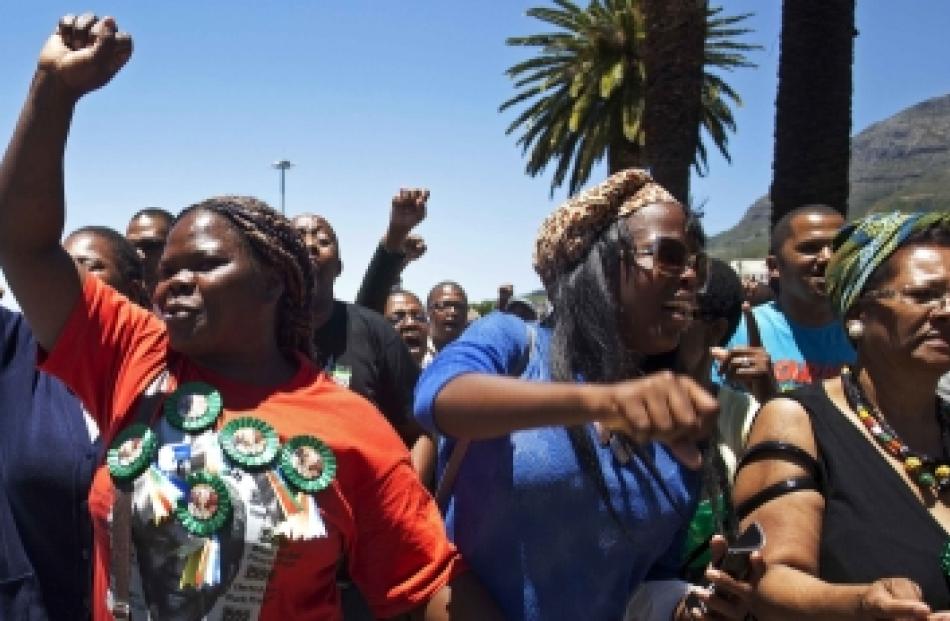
[41,275,463,620]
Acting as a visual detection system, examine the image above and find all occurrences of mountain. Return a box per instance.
[708,93,950,259]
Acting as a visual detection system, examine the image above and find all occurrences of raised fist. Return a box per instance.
[400,234,427,266]
[390,188,428,234]
[38,14,132,98]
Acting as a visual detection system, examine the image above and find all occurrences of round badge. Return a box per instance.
[219,417,280,469]
[165,382,223,432]
[278,435,336,493]
[107,423,158,481]
[176,471,232,537]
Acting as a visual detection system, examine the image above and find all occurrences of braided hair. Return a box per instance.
[177,196,314,359]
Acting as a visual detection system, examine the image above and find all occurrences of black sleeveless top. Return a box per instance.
[787,386,950,609]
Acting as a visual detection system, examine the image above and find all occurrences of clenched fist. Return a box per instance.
[39,13,132,99]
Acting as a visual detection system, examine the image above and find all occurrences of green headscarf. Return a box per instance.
[825,211,950,317]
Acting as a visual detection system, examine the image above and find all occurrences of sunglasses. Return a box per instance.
[623,236,709,285]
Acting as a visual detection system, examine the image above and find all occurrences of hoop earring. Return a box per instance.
[846,319,864,340]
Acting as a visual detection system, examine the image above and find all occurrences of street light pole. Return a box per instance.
[271,160,294,214]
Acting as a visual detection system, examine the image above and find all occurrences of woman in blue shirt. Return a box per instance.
[416,169,749,621]
[0,226,147,619]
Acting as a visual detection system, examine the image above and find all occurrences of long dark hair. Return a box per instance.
[545,216,642,528]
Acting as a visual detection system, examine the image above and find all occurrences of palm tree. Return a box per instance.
[500,0,757,199]
[769,0,856,228]
[641,0,706,201]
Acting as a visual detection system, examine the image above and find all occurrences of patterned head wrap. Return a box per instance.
[825,211,950,316]
[532,168,678,288]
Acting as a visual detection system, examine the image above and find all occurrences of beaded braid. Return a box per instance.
[177,196,315,359]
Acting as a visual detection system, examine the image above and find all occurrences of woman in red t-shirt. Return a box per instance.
[0,13,501,621]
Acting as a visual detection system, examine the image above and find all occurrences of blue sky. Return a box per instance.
[2,2,948,309]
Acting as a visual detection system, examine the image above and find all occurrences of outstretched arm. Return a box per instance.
[0,14,132,350]
[355,187,428,311]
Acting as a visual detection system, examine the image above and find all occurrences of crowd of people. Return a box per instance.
[2,12,950,621]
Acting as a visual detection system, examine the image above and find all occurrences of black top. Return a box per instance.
[355,244,403,314]
[790,385,950,609]
[312,301,419,434]
[0,307,97,620]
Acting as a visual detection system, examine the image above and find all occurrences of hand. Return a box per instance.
[383,187,428,252]
[676,535,765,620]
[399,234,427,270]
[498,284,513,309]
[594,372,718,469]
[38,14,133,99]
[857,577,932,620]
[711,346,777,403]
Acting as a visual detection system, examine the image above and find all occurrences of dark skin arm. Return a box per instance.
[0,14,132,350]
[733,395,945,620]
[355,189,427,312]
[434,370,718,469]
[406,572,504,621]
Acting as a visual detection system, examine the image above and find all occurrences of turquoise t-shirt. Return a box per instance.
[721,301,855,392]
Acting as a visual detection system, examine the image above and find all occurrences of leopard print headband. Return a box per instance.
[532,168,677,288]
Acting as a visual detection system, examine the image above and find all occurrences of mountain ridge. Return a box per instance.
[708,93,950,259]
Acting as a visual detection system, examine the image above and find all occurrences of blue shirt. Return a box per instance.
[721,301,855,392]
[0,307,97,620]
[414,312,700,621]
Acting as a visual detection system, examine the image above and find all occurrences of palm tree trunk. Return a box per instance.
[642,0,706,203]
[607,138,646,174]
[770,0,856,229]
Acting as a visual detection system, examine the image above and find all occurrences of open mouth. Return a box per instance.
[920,331,950,348]
[810,276,827,294]
[160,300,199,323]
[662,299,695,319]
[401,332,424,351]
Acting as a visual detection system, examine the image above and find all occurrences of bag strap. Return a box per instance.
[744,308,762,349]
[110,369,169,620]
[434,323,537,512]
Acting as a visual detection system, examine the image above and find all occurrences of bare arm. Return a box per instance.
[434,371,718,469]
[407,571,504,621]
[356,188,428,311]
[0,14,131,350]
[733,398,933,620]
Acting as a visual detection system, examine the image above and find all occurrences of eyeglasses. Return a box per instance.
[623,237,708,286]
[864,286,950,311]
[386,310,428,326]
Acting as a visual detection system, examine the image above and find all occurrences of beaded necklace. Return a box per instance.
[841,367,950,493]
[841,367,950,578]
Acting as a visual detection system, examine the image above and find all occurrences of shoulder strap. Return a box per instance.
[434,323,537,512]
[110,369,169,620]
[434,438,470,512]
[744,308,762,349]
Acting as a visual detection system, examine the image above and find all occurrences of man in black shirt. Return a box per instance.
[291,213,422,449]
[292,212,428,621]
